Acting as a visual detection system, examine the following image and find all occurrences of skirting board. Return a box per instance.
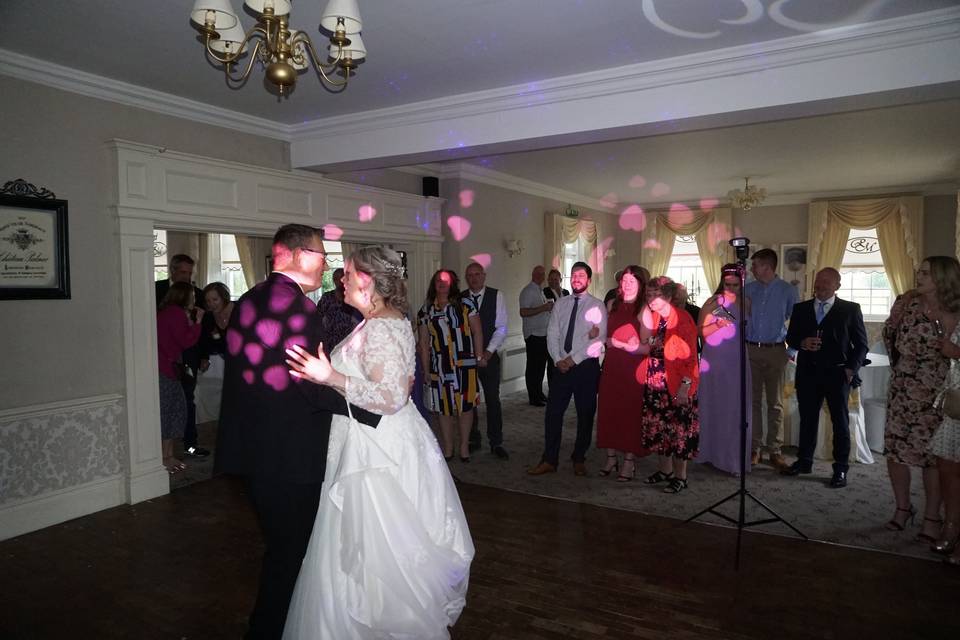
[0,474,126,542]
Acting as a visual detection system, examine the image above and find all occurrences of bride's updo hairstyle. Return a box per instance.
[350,246,408,313]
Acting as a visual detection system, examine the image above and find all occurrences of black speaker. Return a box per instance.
[422,176,439,198]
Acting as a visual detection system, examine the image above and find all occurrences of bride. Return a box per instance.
[282,246,474,639]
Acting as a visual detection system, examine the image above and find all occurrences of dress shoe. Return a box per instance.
[781,461,812,476]
[527,461,556,475]
[184,446,210,457]
[750,450,760,465]
[768,452,788,470]
[491,445,509,460]
[828,470,847,488]
[573,462,588,477]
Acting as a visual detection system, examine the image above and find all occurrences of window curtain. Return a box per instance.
[195,234,210,288]
[545,213,599,297]
[235,234,274,289]
[807,196,923,297]
[639,207,733,286]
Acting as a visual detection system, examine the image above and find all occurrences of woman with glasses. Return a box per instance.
[696,265,752,476]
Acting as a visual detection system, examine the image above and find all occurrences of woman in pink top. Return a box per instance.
[157,282,204,474]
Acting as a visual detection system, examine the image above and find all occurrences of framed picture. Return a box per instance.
[780,243,808,300]
[0,180,70,300]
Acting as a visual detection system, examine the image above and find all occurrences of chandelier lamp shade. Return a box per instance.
[728,177,767,211]
[189,0,366,96]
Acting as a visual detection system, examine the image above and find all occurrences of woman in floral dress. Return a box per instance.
[638,278,700,493]
[883,257,959,542]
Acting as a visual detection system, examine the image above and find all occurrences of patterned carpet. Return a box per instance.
[174,392,945,562]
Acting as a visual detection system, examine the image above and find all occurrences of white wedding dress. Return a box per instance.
[283,317,474,640]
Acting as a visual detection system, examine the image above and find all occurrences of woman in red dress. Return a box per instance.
[596,265,651,481]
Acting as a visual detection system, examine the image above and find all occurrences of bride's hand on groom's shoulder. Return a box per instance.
[286,344,332,384]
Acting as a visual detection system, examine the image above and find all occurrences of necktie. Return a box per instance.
[563,296,580,353]
[816,301,827,324]
[472,293,481,309]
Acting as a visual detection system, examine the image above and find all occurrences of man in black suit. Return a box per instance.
[155,253,209,458]
[782,267,868,488]
[215,224,380,639]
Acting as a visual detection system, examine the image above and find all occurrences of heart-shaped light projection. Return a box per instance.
[446,216,472,242]
[459,189,475,208]
[619,205,646,232]
[322,223,343,240]
[651,182,671,198]
[469,253,492,269]
[358,204,377,222]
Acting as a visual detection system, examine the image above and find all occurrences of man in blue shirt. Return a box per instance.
[744,248,798,470]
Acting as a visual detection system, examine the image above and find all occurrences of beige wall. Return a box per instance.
[0,75,288,409]
[323,168,424,196]
[923,194,957,259]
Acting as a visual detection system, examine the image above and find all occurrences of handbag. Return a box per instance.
[942,388,960,420]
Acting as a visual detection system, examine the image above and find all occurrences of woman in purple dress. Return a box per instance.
[696,265,752,476]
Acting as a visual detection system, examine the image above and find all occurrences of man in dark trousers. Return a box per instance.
[782,267,868,488]
[465,261,509,459]
[215,224,381,639]
[155,253,209,458]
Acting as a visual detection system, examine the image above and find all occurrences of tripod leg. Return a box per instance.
[684,488,743,523]
[745,492,809,539]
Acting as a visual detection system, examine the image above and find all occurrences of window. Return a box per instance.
[666,235,711,307]
[306,240,345,303]
[153,230,168,282]
[838,227,892,321]
[560,234,590,290]
[217,234,246,298]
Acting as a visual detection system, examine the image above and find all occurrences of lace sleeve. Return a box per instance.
[344,319,416,415]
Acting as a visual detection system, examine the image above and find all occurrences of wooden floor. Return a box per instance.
[2,475,958,639]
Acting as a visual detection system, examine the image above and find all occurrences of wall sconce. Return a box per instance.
[604,247,617,261]
[505,238,524,258]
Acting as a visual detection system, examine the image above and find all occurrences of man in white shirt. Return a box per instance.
[519,265,553,406]
[528,262,607,477]
[464,262,510,459]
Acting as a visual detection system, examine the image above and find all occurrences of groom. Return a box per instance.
[215,224,381,639]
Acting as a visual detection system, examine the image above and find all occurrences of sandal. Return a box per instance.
[643,470,674,485]
[885,505,916,531]
[916,517,943,544]
[616,457,636,483]
[663,477,688,494]
[597,454,620,477]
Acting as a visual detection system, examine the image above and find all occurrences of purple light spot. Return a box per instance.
[289,314,307,332]
[263,365,290,391]
[227,329,243,356]
[239,300,256,328]
[244,342,264,365]
[284,335,308,351]
[256,318,282,347]
[242,369,255,385]
[269,288,296,314]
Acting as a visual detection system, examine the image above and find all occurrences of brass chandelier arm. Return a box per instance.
[202,23,269,65]
[294,33,349,88]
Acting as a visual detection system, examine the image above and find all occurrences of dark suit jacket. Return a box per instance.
[156,279,206,369]
[786,297,869,380]
[543,286,569,302]
[214,272,380,484]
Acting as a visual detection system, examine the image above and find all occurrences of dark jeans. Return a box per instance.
[472,353,503,448]
[180,368,198,448]
[796,368,851,472]
[542,358,600,466]
[245,477,324,640]
[524,335,549,403]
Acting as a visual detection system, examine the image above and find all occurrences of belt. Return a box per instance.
[747,341,785,348]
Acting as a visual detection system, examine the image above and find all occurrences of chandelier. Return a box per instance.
[728,177,767,211]
[189,0,366,96]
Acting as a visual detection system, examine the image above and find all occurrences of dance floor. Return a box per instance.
[2,474,958,639]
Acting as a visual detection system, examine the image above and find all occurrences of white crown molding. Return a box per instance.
[291,7,960,142]
[391,164,444,177]
[441,163,611,213]
[759,181,960,207]
[0,50,292,141]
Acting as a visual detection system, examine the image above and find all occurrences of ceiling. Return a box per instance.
[1,1,958,204]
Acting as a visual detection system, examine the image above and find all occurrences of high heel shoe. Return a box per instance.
[597,454,619,477]
[931,522,958,554]
[916,517,943,544]
[885,505,916,531]
[616,458,636,483]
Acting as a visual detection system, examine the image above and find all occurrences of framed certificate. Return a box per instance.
[0,179,70,300]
